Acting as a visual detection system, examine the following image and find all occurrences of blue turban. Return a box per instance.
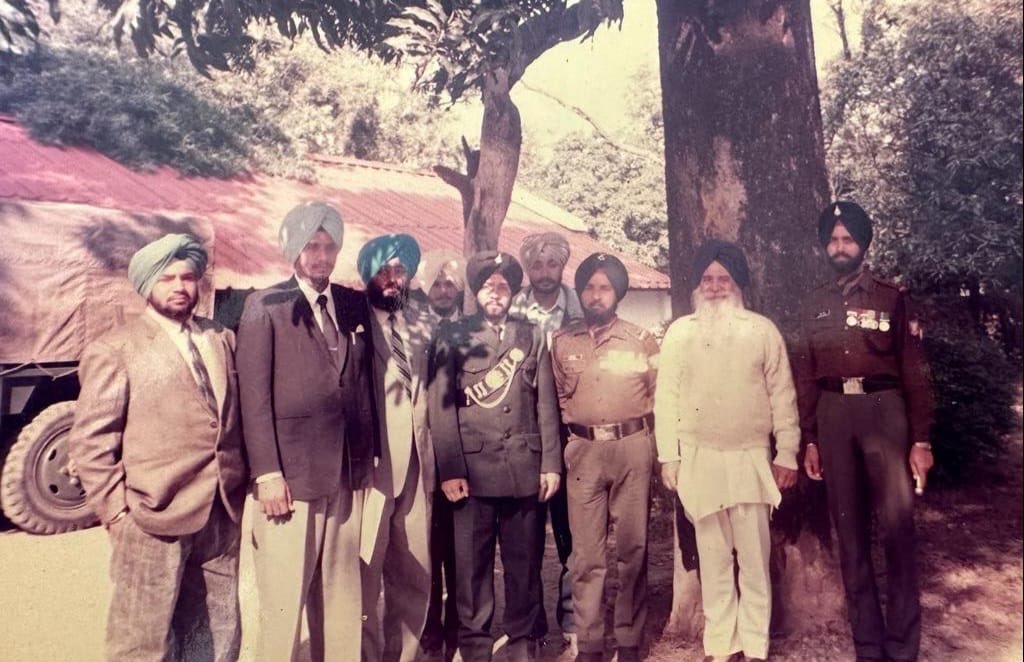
[279,201,344,265]
[357,234,421,284]
[128,233,208,298]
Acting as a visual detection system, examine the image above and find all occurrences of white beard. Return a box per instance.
[691,289,745,347]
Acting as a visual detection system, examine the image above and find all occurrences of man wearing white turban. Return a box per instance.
[236,202,377,662]
[70,233,247,662]
[510,231,583,651]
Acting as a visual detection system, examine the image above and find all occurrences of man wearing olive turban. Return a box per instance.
[236,202,376,662]
[70,233,247,661]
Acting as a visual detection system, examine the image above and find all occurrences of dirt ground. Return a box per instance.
[1,403,1021,661]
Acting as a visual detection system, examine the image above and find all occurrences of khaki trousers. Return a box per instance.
[252,486,364,662]
[360,451,432,662]
[106,499,241,662]
[693,503,772,659]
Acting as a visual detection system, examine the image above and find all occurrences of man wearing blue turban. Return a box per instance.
[70,233,247,661]
[236,202,377,662]
[357,233,435,662]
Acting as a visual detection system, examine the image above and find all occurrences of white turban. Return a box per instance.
[417,249,466,292]
[278,201,344,265]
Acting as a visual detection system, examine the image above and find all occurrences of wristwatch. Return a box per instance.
[912,441,933,451]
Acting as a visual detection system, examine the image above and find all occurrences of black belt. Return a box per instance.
[568,414,654,442]
[818,375,900,395]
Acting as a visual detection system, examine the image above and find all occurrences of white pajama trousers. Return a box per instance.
[693,502,772,660]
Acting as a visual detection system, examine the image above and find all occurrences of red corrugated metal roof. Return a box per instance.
[0,116,668,290]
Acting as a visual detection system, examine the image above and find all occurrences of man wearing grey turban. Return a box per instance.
[236,202,376,662]
[69,233,247,661]
[511,231,583,649]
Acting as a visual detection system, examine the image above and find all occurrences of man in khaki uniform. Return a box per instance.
[550,253,659,662]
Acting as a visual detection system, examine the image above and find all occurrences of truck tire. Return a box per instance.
[1,401,98,534]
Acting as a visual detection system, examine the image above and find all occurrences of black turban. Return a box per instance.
[691,239,751,290]
[818,200,873,251]
[575,253,629,301]
[466,250,523,295]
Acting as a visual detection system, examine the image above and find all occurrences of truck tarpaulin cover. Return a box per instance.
[0,201,215,364]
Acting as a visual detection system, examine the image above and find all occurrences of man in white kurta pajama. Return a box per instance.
[654,240,800,662]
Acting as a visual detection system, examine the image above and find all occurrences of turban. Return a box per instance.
[466,250,523,295]
[519,232,570,268]
[128,233,208,298]
[574,253,629,301]
[417,249,465,292]
[357,234,421,284]
[818,200,873,252]
[279,201,344,266]
[691,239,751,290]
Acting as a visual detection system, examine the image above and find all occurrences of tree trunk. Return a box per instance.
[655,0,844,638]
[434,69,522,257]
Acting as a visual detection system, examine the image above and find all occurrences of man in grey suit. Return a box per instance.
[236,202,376,662]
[357,233,435,662]
[70,233,247,662]
[429,250,563,662]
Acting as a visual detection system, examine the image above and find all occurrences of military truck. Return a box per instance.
[0,205,253,534]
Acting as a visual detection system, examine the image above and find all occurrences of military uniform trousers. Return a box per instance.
[252,485,364,662]
[106,497,241,662]
[817,390,920,662]
[531,476,574,638]
[565,430,653,654]
[451,495,544,662]
[423,486,460,655]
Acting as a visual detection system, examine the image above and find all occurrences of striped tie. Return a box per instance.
[184,326,219,419]
[388,313,413,397]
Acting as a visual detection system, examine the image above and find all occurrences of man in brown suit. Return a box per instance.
[70,233,247,662]
[236,201,376,662]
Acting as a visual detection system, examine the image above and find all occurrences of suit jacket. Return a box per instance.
[69,314,247,537]
[236,277,376,500]
[428,314,562,498]
[368,304,435,496]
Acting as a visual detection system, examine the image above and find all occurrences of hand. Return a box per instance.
[256,477,294,518]
[772,464,798,490]
[660,461,680,492]
[441,478,470,502]
[804,445,824,481]
[539,473,561,502]
[909,444,934,493]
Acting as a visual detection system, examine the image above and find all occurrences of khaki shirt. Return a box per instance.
[551,317,660,426]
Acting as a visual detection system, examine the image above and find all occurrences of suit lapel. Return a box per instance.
[286,279,338,370]
[137,314,209,412]
[200,322,229,422]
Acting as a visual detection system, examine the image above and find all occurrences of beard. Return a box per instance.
[583,300,617,327]
[367,281,408,312]
[150,293,197,322]
[692,288,744,320]
[431,291,463,318]
[828,250,865,275]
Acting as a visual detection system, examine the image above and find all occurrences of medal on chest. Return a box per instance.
[845,307,890,332]
[464,347,526,408]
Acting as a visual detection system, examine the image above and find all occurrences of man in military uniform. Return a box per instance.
[510,232,583,649]
[550,253,660,662]
[793,201,935,662]
[428,250,563,662]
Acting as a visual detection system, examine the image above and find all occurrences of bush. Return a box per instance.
[924,312,1019,484]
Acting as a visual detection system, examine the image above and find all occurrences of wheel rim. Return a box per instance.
[31,426,86,511]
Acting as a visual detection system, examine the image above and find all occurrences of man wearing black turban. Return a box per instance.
[69,234,247,661]
[794,200,935,662]
[549,253,660,662]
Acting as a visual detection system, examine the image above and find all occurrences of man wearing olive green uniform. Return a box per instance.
[428,250,563,662]
[794,201,935,662]
[550,253,659,662]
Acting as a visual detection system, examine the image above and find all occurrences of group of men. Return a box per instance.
[69,198,934,662]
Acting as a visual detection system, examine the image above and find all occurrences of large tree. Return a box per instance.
[655,0,842,637]
[46,0,624,256]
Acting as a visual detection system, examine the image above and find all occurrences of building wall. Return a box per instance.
[617,289,674,336]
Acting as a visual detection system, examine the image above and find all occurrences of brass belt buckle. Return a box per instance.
[842,377,865,395]
[592,425,618,442]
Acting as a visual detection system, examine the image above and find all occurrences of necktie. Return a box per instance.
[388,312,413,397]
[184,326,219,419]
[316,294,341,368]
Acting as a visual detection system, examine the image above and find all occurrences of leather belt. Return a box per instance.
[818,375,900,395]
[568,414,654,442]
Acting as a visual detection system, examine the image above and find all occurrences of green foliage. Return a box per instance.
[924,304,1019,483]
[0,48,254,176]
[822,0,1023,297]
